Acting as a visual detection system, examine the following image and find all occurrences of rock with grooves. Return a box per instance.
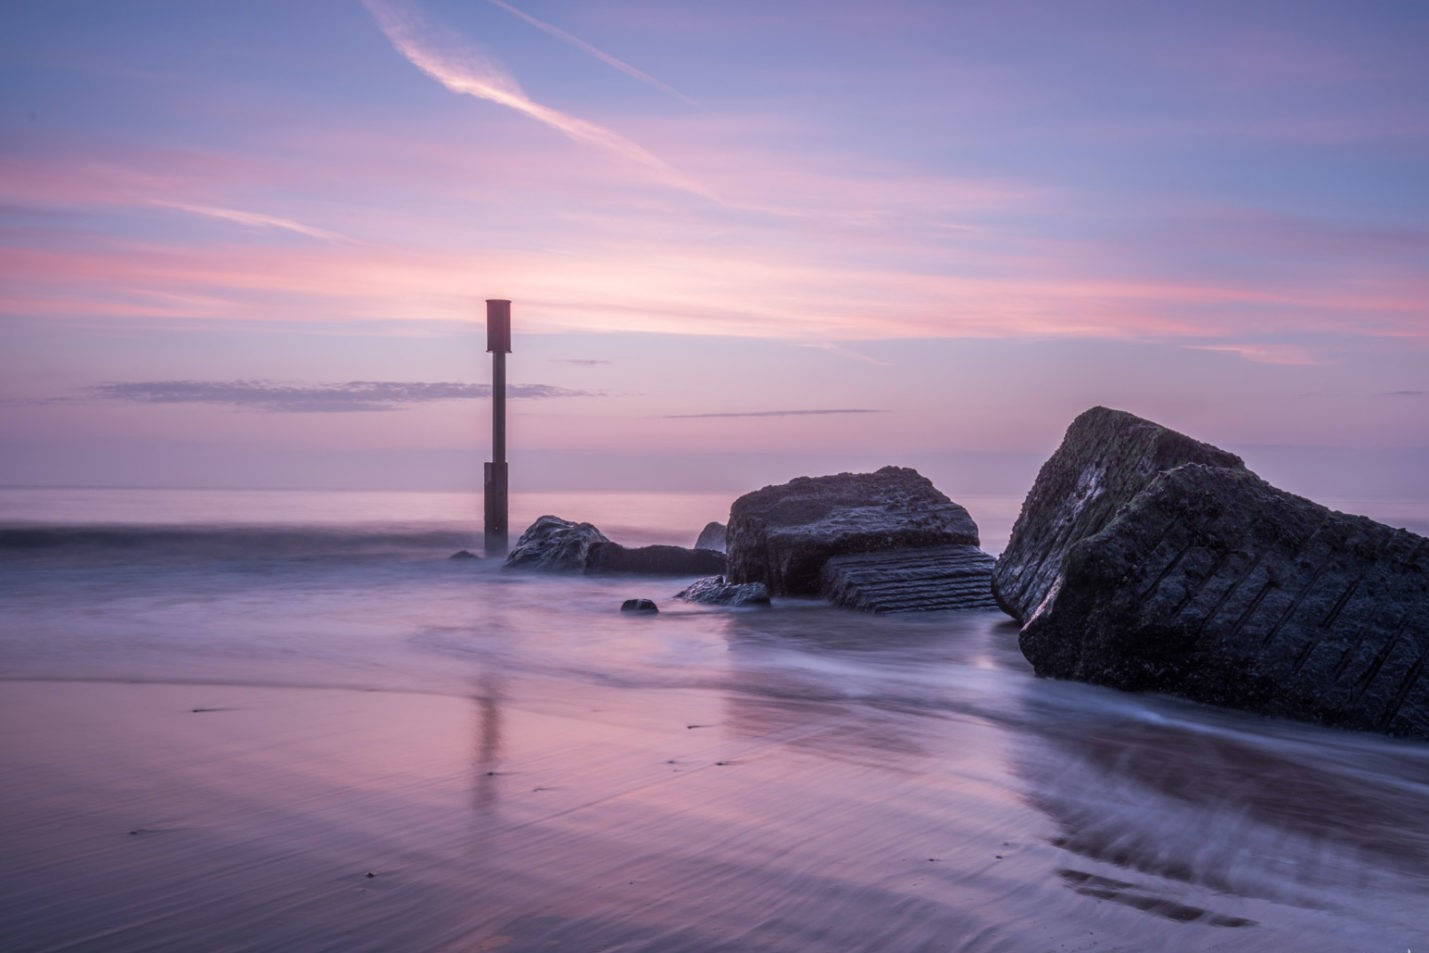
[676,576,770,607]
[505,515,726,576]
[1019,463,1429,738]
[694,522,727,553]
[821,545,997,614]
[620,598,658,614]
[993,407,1244,623]
[727,466,980,597]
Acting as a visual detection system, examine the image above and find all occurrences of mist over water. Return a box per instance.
[2,488,1427,952]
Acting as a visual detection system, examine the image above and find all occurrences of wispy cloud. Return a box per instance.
[152,202,350,242]
[661,408,887,419]
[798,343,894,366]
[487,0,696,106]
[86,380,594,412]
[362,0,711,199]
[552,358,613,366]
[1379,389,1424,397]
[1183,343,1322,366]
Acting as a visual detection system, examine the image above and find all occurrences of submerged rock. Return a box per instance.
[505,516,726,576]
[448,549,479,560]
[727,466,980,597]
[620,598,658,614]
[1001,407,1429,738]
[992,406,1244,623]
[694,521,727,553]
[587,542,725,576]
[676,575,771,607]
[821,545,997,614]
[504,515,609,572]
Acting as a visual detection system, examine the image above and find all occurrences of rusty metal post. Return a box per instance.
[484,299,511,557]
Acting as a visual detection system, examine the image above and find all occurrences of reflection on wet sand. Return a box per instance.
[2,561,1427,952]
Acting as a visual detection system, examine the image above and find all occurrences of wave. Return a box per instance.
[0,523,480,565]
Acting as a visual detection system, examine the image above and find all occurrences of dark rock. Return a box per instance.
[727,466,980,597]
[993,407,1244,623]
[821,545,998,613]
[504,515,610,572]
[676,575,771,607]
[620,598,659,613]
[694,521,727,552]
[587,541,726,576]
[449,549,479,560]
[504,515,726,576]
[1017,461,1429,738]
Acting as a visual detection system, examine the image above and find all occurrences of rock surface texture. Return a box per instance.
[726,466,993,611]
[675,576,771,607]
[820,545,998,613]
[504,516,726,576]
[992,406,1245,623]
[504,516,609,572]
[694,522,727,552]
[999,407,1429,738]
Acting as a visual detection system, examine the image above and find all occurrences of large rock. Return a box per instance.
[694,522,727,552]
[993,407,1244,623]
[504,515,608,572]
[727,466,980,597]
[820,545,997,613]
[676,576,771,607]
[504,515,726,576]
[1019,463,1429,737]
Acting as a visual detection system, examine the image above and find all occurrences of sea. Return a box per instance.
[1,486,1426,953]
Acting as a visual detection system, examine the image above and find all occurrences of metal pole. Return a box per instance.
[484,299,511,557]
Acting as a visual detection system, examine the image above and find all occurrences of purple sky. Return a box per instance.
[2,0,1426,496]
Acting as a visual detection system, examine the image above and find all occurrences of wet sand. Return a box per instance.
[4,613,1426,952]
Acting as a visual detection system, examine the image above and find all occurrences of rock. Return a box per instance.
[1005,413,1429,739]
[676,575,771,607]
[727,466,980,597]
[448,549,479,560]
[587,541,726,576]
[993,407,1244,623]
[504,515,610,572]
[620,598,659,613]
[504,515,726,576]
[694,521,727,552]
[820,545,998,613]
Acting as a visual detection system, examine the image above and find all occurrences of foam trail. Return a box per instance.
[487,0,697,106]
[363,0,714,200]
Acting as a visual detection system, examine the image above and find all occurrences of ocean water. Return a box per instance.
[1,487,1427,952]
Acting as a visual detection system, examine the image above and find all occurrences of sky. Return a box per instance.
[2,0,1427,498]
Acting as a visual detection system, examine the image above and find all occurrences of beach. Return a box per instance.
[2,488,1427,952]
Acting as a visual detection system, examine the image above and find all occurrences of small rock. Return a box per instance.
[620,598,658,613]
[694,521,727,553]
[365,871,376,878]
[675,576,770,607]
[449,550,479,560]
